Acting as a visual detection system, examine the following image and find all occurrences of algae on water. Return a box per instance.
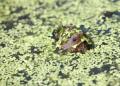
[0,0,120,86]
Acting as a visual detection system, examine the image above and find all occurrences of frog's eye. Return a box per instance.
[72,38,77,42]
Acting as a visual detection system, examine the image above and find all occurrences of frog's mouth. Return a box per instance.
[72,42,81,49]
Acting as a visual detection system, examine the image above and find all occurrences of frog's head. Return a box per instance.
[61,32,94,53]
[52,24,94,54]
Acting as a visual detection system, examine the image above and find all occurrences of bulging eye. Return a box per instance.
[72,38,77,42]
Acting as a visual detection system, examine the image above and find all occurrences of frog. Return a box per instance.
[52,24,94,54]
